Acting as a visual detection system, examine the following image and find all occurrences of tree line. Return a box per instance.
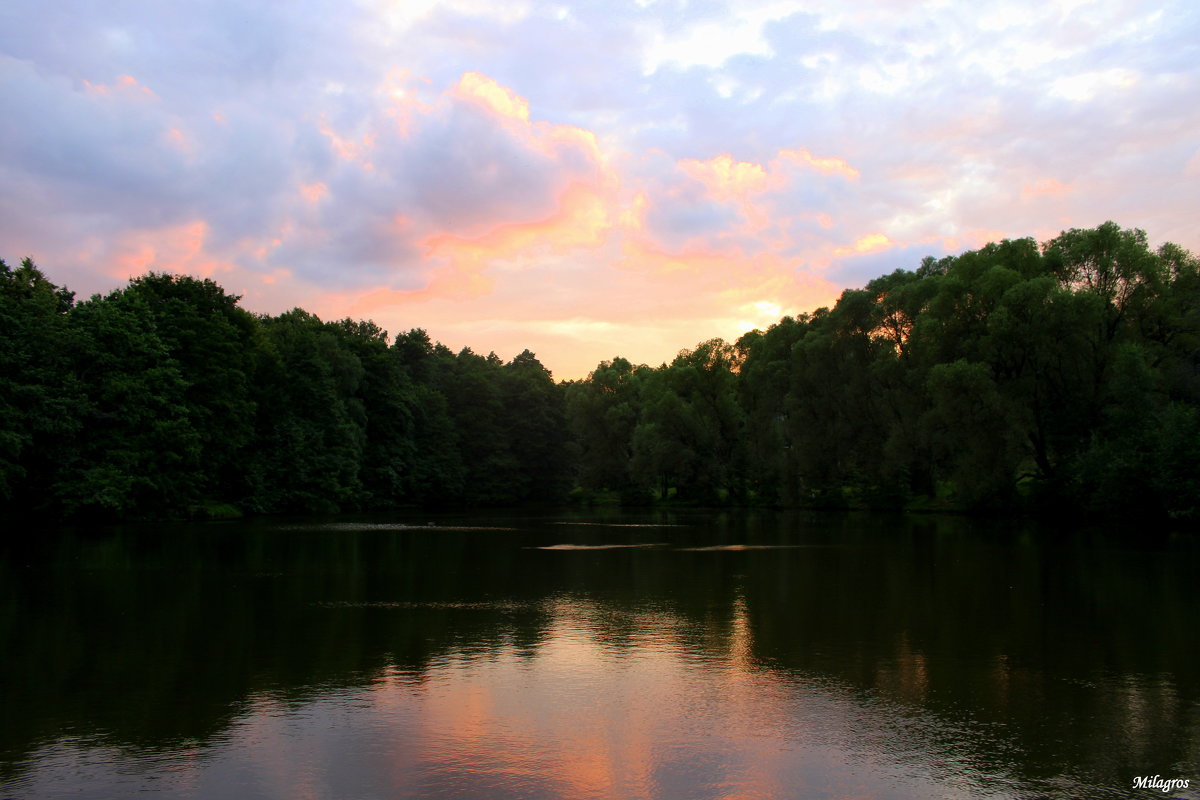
[2,221,1197,520]
[0,266,570,518]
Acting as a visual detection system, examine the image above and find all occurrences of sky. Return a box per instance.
[1,1,1197,380]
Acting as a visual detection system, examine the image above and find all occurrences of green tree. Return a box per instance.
[116,274,259,503]
[245,310,367,513]
[57,285,203,516]
[0,258,80,508]
[501,350,572,503]
[391,330,465,503]
[630,339,744,502]
[324,319,417,507]
[924,359,1022,507]
[566,357,645,495]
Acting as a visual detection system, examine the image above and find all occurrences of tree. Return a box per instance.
[501,350,572,503]
[391,330,465,503]
[118,274,259,503]
[566,357,645,494]
[630,340,744,502]
[0,258,79,508]
[244,310,367,513]
[57,285,203,516]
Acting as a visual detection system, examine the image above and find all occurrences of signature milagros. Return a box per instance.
[1133,775,1190,793]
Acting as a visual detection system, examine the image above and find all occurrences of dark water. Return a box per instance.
[1,510,1197,799]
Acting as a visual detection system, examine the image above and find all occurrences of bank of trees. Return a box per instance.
[567,222,1200,519]
[0,267,568,518]
[2,222,1197,520]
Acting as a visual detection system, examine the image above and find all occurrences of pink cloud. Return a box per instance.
[359,138,855,376]
[1187,149,1200,178]
[100,220,230,281]
[6,18,1193,387]
[317,113,377,168]
[1021,178,1072,200]
[81,74,157,100]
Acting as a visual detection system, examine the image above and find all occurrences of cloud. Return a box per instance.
[639,1,806,74]
[0,0,1196,378]
[398,72,605,237]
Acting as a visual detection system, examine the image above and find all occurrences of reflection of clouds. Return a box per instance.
[357,595,1028,800]
[8,586,1181,800]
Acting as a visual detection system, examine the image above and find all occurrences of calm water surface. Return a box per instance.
[1,511,1197,799]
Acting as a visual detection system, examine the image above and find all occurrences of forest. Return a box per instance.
[1,221,1197,521]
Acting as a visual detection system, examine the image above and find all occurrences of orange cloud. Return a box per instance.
[534,123,606,170]
[427,182,611,260]
[778,147,860,179]
[316,71,619,320]
[454,72,607,174]
[679,154,775,200]
[676,154,780,234]
[620,191,650,231]
[339,182,614,317]
[453,71,530,122]
[670,148,860,239]
[834,232,893,255]
[618,234,742,275]
[615,233,841,341]
[268,76,872,378]
[723,271,840,337]
[679,147,860,200]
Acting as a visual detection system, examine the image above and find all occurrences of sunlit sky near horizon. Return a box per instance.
[2,0,1197,379]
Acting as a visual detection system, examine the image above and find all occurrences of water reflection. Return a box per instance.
[1,512,1198,799]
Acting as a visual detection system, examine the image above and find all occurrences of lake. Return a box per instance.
[1,510,1197,799]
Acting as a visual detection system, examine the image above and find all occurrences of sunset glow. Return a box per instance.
[2,1,1196,378]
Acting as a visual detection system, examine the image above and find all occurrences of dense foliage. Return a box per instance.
[2,222,1197,520]
[568,222,1200,518]
[0,266,569,518]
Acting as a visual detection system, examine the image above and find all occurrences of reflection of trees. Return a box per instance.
[731,513,1200,788]
[1,512,1197,795]
[0,518,564,771]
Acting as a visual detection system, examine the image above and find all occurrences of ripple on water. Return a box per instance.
[551,521,687,528]
[676,544,814,552]
[278,522,519,532]
[529,543,668,550]
[311,600,534,611]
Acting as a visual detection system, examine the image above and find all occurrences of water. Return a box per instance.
[1,510,1197,799]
